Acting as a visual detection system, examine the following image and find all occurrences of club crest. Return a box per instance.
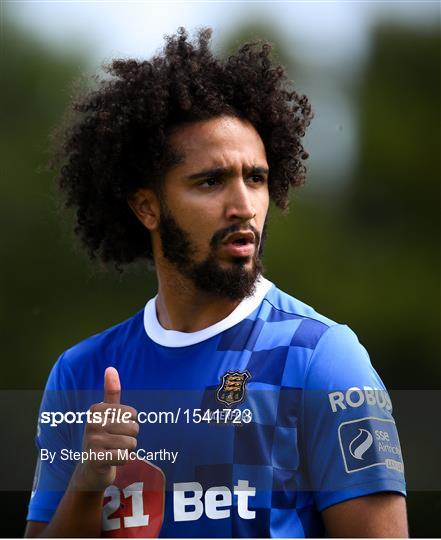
[216,370,251,407]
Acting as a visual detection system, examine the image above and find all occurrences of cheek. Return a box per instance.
[171,204,219,249]
[256,193,269,225]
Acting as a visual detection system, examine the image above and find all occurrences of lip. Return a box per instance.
[222,231,255,245]
[221,242,255,257]
[220,230,255,258]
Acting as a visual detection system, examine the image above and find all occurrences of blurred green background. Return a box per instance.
[1,2,440,537]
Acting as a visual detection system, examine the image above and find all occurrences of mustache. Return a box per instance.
[210,223,261,249]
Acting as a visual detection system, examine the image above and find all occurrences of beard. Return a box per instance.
[158,206,266,301]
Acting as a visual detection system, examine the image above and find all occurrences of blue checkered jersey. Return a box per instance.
[28,277,406,537]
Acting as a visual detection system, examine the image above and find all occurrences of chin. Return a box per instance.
[223,255,253,267]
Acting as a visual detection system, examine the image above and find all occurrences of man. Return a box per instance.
[26,28,407,537]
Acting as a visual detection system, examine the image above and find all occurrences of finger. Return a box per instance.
[104,367,121,405]
[105,420,139,438]
[93,434,137,451]
[89,403,136,418]
[94,449,129,467]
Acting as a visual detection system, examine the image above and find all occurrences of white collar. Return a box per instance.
[143,276,273,348]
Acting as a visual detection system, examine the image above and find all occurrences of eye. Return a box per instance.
[200,177,222,188]
[248,174,266,184]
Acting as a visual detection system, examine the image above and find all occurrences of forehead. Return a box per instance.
[168,116,267,170]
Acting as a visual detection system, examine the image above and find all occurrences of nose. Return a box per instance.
[225,179,256,222]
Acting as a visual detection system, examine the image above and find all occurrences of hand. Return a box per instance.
[73,367,139,492]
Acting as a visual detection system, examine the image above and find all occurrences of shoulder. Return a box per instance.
[47,309,145,390]
[263,285,381,388]
[303,323,384,391]
[63,309,145,365]
[259,284,338,349]
[264,285,337,328]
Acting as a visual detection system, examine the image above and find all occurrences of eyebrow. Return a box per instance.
[187,165,269,180]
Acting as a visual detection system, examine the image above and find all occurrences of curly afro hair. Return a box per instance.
[54,27,313,266]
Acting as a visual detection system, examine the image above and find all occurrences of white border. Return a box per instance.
[143,276,273,347]
[338,416,400,474]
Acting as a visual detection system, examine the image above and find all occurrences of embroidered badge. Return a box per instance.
[216,370,251,407]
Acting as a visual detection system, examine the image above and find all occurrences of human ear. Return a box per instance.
[127,188,160,231]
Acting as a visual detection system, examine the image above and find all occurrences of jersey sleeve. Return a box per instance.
[301,324,406,512]
[27,353,76,523]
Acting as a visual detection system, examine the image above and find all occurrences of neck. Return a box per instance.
[154,262,246,333]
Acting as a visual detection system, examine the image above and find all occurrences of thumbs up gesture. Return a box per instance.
[74,367,139,492]
[104,366,122,405]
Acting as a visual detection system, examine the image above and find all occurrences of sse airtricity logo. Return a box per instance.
[349,428,374,460]
[338,417,404,474]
